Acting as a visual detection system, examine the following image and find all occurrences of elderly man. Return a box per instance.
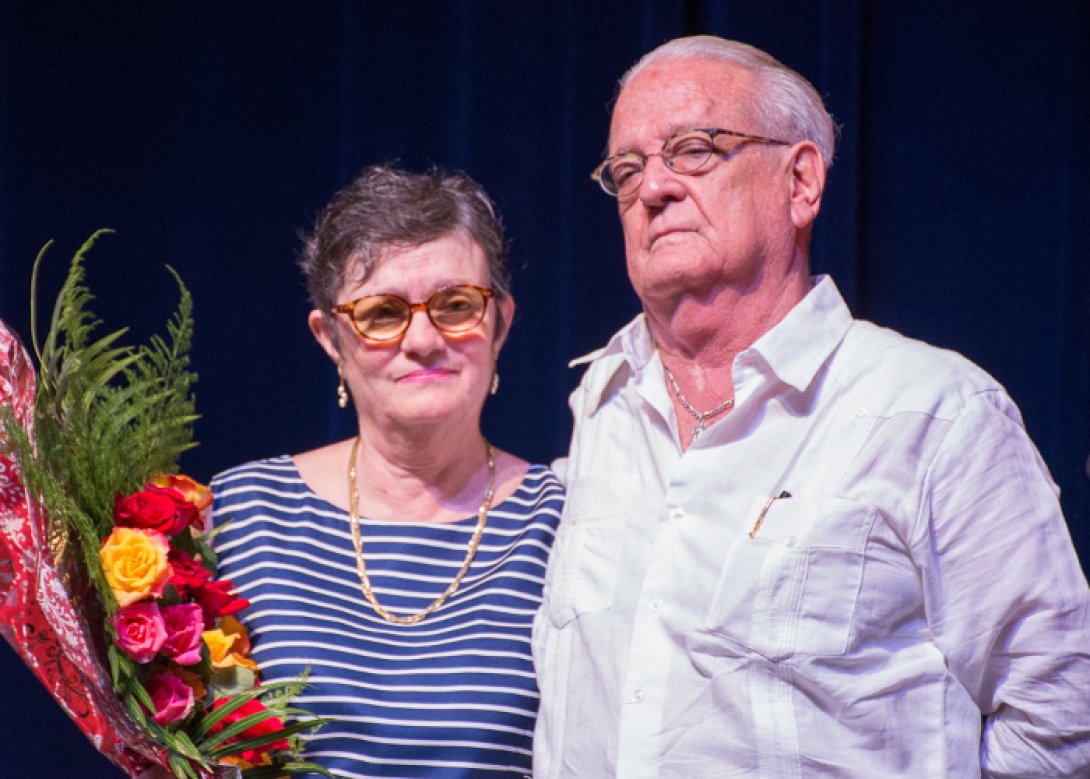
[533,36,1090,777]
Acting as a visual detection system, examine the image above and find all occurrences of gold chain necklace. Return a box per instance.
[346,435,495,625]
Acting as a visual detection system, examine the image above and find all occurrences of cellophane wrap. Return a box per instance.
[0,319,170,776]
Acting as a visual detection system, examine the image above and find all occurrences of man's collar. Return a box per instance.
[569,311,652,369]
[571,276,853,413]
[749,275,853,394]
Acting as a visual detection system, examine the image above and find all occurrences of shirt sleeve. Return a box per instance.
[913,390,1090,777]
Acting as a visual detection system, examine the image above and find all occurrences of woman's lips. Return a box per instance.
[397,368,457,383]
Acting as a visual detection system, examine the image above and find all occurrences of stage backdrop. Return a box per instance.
[1,2,1087,776]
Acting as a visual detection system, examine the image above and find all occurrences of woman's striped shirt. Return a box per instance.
[211,457,563,779]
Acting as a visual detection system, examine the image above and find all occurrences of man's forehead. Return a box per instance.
[608,59,756,149]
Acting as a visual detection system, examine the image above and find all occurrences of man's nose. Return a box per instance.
[637,155,686,206]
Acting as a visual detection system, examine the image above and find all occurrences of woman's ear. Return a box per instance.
[308,309,341,364]
[493,295,516,355]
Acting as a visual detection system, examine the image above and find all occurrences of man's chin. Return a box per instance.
[633,274,709,307]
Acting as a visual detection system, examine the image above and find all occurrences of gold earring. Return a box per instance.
[337,368,349,409]
[490,371,500,396]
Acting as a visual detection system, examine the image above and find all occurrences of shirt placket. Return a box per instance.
[611,357,681,778]
[614,500,682,778]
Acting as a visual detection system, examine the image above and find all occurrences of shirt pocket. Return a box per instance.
[701,493,875,661]
[542,472,627,629]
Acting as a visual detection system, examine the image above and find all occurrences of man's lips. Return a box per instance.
[649,225,692,244]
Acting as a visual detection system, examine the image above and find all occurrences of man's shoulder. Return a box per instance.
[835,319,1006,418]
[567,315,648,408]
[576,344,630,385]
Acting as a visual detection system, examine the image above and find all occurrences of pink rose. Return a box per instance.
[160,603,205,666]
[145,672,195,726]
[111,602,167,664]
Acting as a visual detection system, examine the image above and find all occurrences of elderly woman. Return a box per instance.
[211,164,563,777]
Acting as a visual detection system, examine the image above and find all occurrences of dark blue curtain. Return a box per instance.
[1,2,1086,775]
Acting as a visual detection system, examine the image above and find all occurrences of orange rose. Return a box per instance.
[203,616,258,671]
[150,473,212,534]
[217,753,274,770]
[100,527,173,607]
[150,473,212,511]
[166,662,208,701]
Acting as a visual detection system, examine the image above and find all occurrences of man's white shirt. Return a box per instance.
[533,276,1090,778]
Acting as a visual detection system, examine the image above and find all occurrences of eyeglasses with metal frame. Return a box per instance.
[330,284,495,342]
[590,127,790,197]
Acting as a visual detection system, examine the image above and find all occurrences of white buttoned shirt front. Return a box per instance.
[532,276,1090,778]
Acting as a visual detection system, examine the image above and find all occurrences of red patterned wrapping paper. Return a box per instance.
[0,319,170,776]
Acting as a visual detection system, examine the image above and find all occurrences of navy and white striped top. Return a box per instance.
[211,456,563,779]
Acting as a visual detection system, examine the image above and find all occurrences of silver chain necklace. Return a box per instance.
[664,366,734,442]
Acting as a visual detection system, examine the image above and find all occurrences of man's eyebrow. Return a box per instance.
[606,126,687,156]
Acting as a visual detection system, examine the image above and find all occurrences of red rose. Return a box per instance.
[195,578,250,622]
[150,474,212,531]
[208,697,289,763]
[113,486,194,536]
[147,484,200,528]
[168,547,212,596]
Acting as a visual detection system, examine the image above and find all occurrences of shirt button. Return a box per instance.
[633,689,645,703]
[649,597,662,612]
[669,507,685,522]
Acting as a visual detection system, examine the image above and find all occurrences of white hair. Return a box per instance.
[619,36,838,169]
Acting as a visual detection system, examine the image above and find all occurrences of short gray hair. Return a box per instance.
[300,164,511,321]
[619,36,837,169]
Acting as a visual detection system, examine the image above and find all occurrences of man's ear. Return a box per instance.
[308,308,341,364]
[787,141,826,231]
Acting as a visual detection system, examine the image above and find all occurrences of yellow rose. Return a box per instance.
[100,526,173,607]
[203,616,259,671]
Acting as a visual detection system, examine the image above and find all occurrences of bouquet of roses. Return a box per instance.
[0,231,330,778]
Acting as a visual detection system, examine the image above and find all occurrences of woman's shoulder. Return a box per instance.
[494,462,565,524]
[211,454,298,490]
[519,463,566,496]
[490,447,564,502]
[210,456,320,519]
